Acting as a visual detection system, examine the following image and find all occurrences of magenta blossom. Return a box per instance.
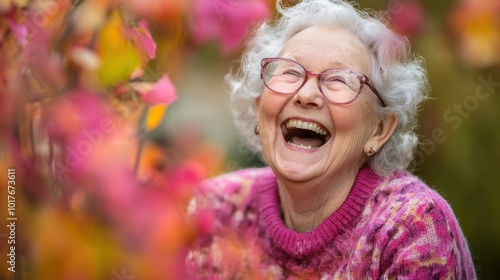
[122,19,157,61]
[6,11,28,47]
[191,0,270,53]
[135,75,178,105]
[389,0,426,37]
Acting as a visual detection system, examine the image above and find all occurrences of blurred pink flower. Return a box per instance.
[113,160,205,252]
[191,0,270,53]
[46,90,114,144]
[5,9,28,46]
[389,0,425,37]
[23,24,67,94]
[122,19,157,60]
[139,74,178,105]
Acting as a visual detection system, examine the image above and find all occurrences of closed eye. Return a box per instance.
[325,76,347,84]
[281,69,304,77]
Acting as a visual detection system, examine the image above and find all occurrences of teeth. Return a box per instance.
[285,119,327,135]
[287,141,314,150]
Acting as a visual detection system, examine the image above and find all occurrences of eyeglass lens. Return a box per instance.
[263,59,362,104]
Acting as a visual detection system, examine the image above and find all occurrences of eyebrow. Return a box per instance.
[283,55,354,71]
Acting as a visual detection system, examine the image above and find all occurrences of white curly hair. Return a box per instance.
[225,0,429,176]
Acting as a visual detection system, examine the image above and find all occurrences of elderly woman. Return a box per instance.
[188,0,476,278]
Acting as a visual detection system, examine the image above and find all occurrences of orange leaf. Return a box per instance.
[145,104,166,131]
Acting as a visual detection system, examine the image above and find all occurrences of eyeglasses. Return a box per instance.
[261,58,386,107]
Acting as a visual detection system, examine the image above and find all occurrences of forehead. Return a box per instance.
[282,25,372,74]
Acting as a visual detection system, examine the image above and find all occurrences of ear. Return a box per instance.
[365,113,398,153]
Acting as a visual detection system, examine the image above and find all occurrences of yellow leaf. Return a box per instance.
[96,10,140,86]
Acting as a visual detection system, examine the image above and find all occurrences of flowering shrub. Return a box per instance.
[0,0,270,279]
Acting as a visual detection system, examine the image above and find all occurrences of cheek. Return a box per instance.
[331,103,374,140]
[331,108,362,132]
[258,91,289,123]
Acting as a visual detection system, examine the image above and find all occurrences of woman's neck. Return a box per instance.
[276,169,359,233]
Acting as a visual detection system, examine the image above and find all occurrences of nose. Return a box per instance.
[293,77,325,109]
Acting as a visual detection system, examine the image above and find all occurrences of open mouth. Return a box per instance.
[282,119,331,150]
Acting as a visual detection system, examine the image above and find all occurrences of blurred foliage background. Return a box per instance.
[1,0,499,279]
[166,0,500,278]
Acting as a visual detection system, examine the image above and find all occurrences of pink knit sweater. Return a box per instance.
[188,166,476,279]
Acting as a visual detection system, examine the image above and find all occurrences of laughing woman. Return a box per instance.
[188,0,476,279]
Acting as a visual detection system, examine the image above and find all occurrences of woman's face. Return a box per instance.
[255,25,383,183]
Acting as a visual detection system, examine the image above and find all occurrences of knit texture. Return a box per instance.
[188,166,476,279]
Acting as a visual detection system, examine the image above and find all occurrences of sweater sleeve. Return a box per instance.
[378,188,476,280]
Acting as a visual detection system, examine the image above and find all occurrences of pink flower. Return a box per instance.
[46,90,114,143]
[138,75,178,105]
[5,10,28,46]
[389,0,426,37]
[22,23,67,93]
[122,19,157,60]
[191,0,271,53]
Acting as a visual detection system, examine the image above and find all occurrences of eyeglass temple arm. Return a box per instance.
[365,82,387,107]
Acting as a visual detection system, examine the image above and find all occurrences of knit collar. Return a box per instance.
[256,166,381,260]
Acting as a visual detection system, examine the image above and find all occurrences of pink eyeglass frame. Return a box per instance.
[261,57,387,107]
